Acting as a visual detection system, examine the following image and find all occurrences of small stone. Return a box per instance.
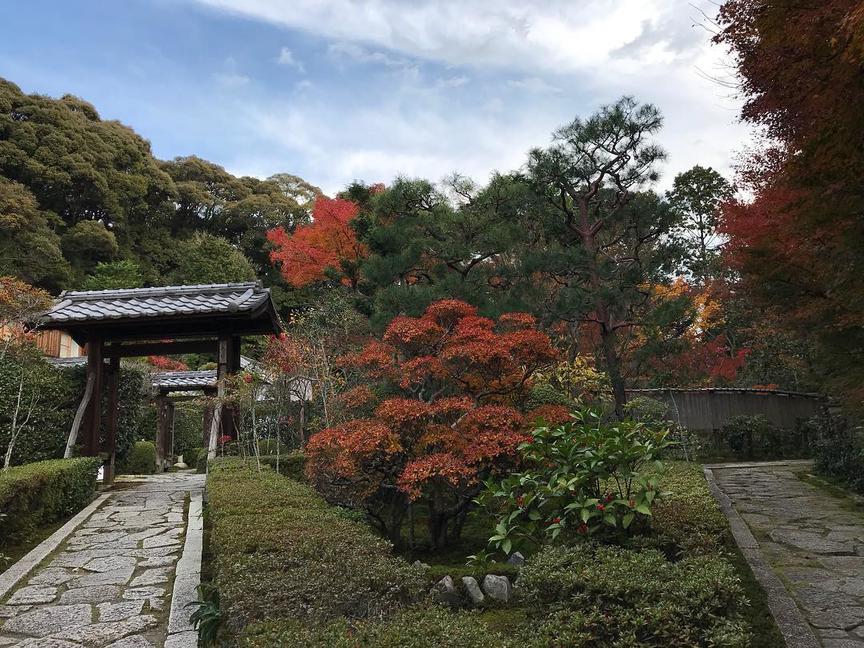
[461,576,485,605]
[84,556,137,573]
[143,534,181,549]
[412,560,430,569]
[15,640,80,647]
[60,585,123,603]
[482,574,512,603]
[506,551,525,566]
[0,604,30,618]
[6,585,57,605]
[106,636,155,648]
[98,600,146,622]
[71,565,135,587]
[429,575,461,606]
[129,566,173,587]
[2,604,92,637]
[123,586,166,600]
[53,616,158,646]
[807,607,864,630]
[139,556,176,568]
[29,567,77,586]
[164,631,198,648]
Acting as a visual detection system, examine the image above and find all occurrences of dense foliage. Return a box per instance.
[305,299,557,547]
[480,411,669,553]
[0,457,100,547]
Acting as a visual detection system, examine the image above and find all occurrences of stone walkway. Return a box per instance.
[0,472,204,647]
[712,462,864,647]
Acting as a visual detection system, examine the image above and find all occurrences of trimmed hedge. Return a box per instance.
[0,457,101,546]
[809,410,864,494]
[240,607,507,648]
[207,459,425,642]
[516,544,751,647]
[122,441,156,475]
[257,452,305,481]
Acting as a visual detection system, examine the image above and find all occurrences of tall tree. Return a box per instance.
[667,166,732,283]
[526,97,672,416]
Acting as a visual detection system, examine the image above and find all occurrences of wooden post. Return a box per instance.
[208,336,230,461]
[155,394,167,471]
[103,353,120,485]
[83,337,104,457]
[166,400,176,466]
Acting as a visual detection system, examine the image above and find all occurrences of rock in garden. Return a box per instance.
[430,575,461,606]
[482,574,512,603]
[461,576,485,605]
[507,552,525,566]
[412,560,430,569]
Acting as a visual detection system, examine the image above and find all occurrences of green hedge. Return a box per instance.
[0,457,101,546]
[207,459,425,642]
[515,544,751,647]
[257,452,305,481]
[240,607,507,648]
[122,441,156,475]
[810,411,864,494]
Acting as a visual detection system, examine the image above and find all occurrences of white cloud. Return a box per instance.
[277,46,305,72]
[507,77,561,94]
[193,1,751,194]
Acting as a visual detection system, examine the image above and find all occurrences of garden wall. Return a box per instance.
[627,388,825,434]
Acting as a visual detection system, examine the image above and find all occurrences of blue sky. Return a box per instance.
[0,0,751,195]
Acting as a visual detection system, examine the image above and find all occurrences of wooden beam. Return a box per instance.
[103,355,120,485]
[83,338,104,457]
[106,339,217,358]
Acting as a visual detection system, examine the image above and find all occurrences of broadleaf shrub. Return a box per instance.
[0,457,101,546]
[122,441,156,475]
[207,459,424,642]
[809,410,864,494]
[516,544,751,647]
[479,409,669,553]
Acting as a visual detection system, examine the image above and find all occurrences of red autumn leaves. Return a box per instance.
[304,299,557,502]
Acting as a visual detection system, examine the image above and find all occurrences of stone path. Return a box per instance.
[712,462,864,647]
[0,472,204,647]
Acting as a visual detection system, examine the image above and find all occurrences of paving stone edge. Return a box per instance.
[703,465,820,648]
[166,490,203,646]
[0,492,111,601]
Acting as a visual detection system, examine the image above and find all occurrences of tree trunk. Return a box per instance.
[65,371,95,459]
[600,324,627,419]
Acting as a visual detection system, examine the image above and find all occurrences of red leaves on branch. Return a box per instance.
[305,299,558,507]
[267,196,368,288]
[146,356,188,371]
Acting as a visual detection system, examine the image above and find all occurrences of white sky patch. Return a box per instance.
[507,77,562,94]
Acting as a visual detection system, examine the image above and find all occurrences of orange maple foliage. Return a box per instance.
[146,356,189,371]
[305,299,557,547]
[267,196,368,288]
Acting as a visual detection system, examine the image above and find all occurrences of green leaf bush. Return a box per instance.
[479,409,669,553]
[809,410,864,494]
[0,457,101,546]
[122,441,156,475]
[207,459,425,642]
[515,544,751,647]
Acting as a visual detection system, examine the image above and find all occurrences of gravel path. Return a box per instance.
[0,472,204,647]
[712,462,864,647]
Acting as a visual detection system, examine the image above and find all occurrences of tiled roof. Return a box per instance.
[42,282,271,324]
[152,370,217,390]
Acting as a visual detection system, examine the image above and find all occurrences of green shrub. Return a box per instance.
[650,461,729,556]
[809,410,864,494]
[240,607,509,648]
[516,544,751,647]
[196,451,208,473]
[123,441,156,475]
[207,459,425,641]
[184,446,205,469]
[257,452,305,480]
[0,457,101,546]
[478,409,669,553]
[716,415,808,461]
[172,403,204,460]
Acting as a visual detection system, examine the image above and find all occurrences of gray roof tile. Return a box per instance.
[41,282,271,324]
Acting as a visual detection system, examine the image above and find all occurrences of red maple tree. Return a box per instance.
[267,196,367,288]
[304,299,558,548]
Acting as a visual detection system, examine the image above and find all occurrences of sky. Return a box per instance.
[0,0,750,195]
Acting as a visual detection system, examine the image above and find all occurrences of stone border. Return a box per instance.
[166,490,203,647]
[0,492,111,601]
[703,464,819,648]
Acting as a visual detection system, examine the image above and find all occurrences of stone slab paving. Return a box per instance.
[0,472,204,647]
[711,461,864,647]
